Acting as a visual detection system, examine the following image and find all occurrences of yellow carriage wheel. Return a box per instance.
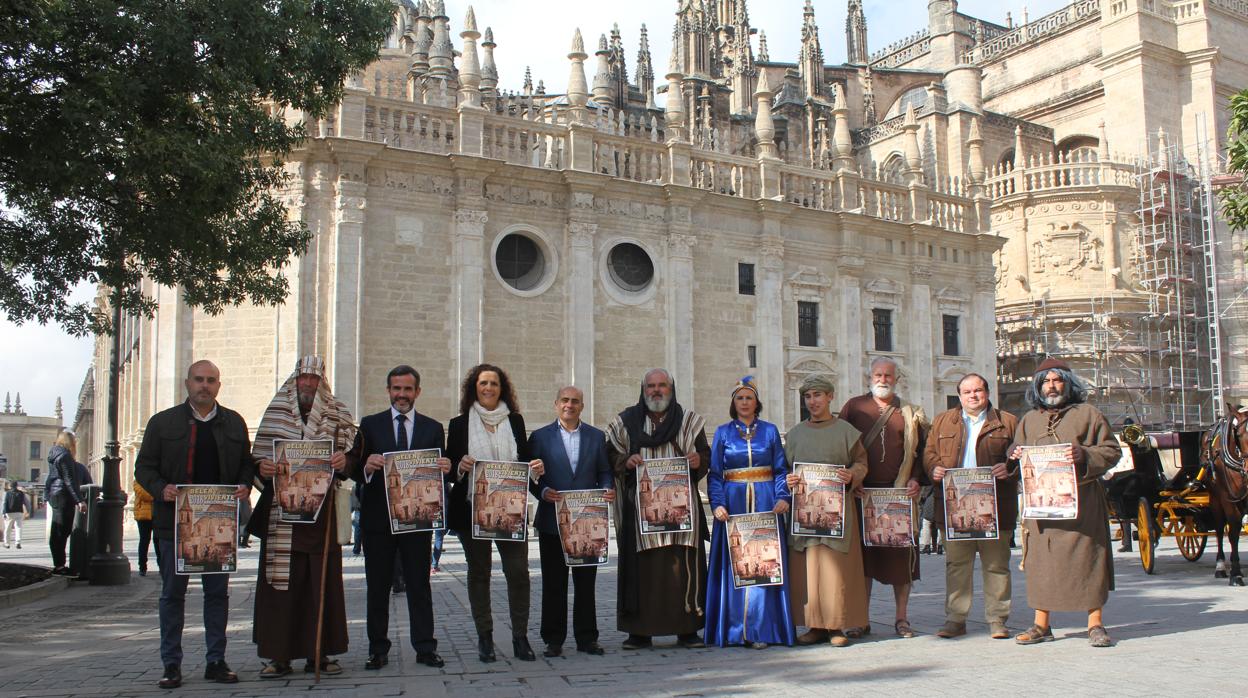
[1137,498,1156,575]
[1176,516,1208,562]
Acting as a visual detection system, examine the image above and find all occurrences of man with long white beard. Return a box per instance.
[838,357,928,639]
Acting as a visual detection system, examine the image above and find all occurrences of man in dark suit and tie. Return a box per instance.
[531,386,616,657]
[345,365,451,669]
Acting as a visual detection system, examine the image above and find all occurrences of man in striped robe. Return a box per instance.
[248,356,356,677]
[606,368,711,649]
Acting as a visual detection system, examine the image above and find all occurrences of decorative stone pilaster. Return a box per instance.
[837,256,864,401]
[452,209,488,394]
[566,220,598,420]
[330,175,368,417]
[972,273,997,401]
[757,234,785,422]
[665,229,697,408]
[908,266,934,414]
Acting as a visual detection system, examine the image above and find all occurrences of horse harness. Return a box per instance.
[1203,412,1248,503]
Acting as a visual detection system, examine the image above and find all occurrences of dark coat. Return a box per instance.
[45,445,85,508]
[922,406,1021,529]
[445,412,530,534]
[133,401,256,539]
[528,420,613,536]
[346,408,446,535]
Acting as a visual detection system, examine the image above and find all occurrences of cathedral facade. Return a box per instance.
[84,0,1248,481]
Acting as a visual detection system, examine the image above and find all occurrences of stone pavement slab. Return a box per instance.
[1,514,1245,696]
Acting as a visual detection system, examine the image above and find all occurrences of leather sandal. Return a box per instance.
[844,623,871,639]
[1088,625,1112,647]
[259,661,292,679]
[1014,625,1054,645]
[894,619,915,638]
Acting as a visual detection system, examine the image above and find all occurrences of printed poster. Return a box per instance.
[791,462,847,538]
[1019,444,1079,520]
[273,439,335,524]
[943,467,999,541]
[727,512,785,589]
[471,460,531,541]
[861,488,915,548]
[636,457,694,535]
[556,489,611,566]
[383,449,445,534]
[174,485,239,575]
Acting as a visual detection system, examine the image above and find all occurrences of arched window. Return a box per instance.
[885,87,927,120]
[1057,135,1099,162]
[882,154,907,183]
[997,148,1015,169]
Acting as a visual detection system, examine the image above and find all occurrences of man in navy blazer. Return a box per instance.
[531,386,616,657]
[345,365,451,670]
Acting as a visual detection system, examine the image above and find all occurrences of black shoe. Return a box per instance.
[478,637,497,663]
[936,545,944,555]
[576,642,605,655]
[158,665,182,689]
[677,633,706,649]
[543,644,562,657]
[364,654,388,670]
[392,584,406,594]
[513,636,536,661]
[920,545,932,555]
[139,569,147,577]
[415,652,444,668]
[622,634,652,650]
[203,660,238,684]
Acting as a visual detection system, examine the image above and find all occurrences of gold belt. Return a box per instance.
[724,466,772,483]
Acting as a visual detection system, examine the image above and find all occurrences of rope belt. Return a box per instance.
[724,466,772,483]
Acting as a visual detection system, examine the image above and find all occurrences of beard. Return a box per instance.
[297,391,316,411]
[644,393,672,413]
[870,383,894,400]
[1042,393,1066,407]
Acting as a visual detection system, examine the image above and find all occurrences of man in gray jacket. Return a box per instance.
[134,360,256,689]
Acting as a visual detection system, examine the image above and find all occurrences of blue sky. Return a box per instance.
[0,0,1072,421]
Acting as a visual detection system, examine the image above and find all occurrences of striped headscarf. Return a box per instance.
[253,355,356,590]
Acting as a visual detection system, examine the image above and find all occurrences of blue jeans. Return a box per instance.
[156,538,229,667]
[432,528,448,568]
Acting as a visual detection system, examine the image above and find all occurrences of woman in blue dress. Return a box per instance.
[705,377,795,648]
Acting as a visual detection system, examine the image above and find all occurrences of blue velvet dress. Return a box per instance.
[704,419,796,647]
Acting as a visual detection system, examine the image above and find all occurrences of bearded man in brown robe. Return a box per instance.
[1010,357,1120,648]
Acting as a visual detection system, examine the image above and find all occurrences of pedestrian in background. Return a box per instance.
[132,480,155,576]
[3,481,31,549]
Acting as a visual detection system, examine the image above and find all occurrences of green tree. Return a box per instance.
[0,0,394,334]
[1223,89,1248,246]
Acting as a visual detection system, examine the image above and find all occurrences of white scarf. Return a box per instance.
[467,401,518,462]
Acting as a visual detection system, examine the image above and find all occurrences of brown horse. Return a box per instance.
[1199,403,1248,586]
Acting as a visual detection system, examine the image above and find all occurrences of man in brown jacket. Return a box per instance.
[923,373,1019,640]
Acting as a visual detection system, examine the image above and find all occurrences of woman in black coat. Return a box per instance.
[45,431,87,575]
[446,363,544,663]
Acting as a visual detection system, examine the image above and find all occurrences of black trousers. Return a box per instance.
[136,519,154,572]
[538,532,598,648]
[48,505,75,569]
[362,530,436,655]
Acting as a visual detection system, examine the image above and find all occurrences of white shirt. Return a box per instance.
[959,409,988,469]
[365,405,415,484]
[190,402,219,422]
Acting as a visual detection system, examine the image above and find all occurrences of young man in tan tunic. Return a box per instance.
[1009,357,1120,648]
[838,357,928,639]
[924,373,1019,640]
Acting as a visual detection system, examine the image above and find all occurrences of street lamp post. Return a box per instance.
[89,291,130,585]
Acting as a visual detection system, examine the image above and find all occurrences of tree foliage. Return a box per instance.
[1223,89,1248,241]
[0,0,394,334]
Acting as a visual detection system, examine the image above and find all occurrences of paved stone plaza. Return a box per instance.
[1,515,1243,697]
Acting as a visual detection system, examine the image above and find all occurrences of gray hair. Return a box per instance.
[641,368,674,387]
[1024,367,1088,410]
[869,356,898,374]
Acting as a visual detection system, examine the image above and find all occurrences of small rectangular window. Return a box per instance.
[29,441,41,460]
[747,345,757,368]
[798,301,819,347]
[738,262,756,295]
[943,314,960,356]
[30,467,40,482]
[940,247,948,261]
[947,395,961,410]
[872,308,893,352]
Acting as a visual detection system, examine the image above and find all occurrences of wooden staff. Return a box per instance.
[313,426,341,684]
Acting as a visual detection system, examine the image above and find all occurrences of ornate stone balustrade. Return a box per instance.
[963,0,1100,64]
[985,152,1139,199]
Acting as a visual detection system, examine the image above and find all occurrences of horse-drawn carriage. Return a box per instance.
[1105,410,1248,584]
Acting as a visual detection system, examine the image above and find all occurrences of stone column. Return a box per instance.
[566,221,598,420]
[837,257,865,402]
[452,209,488,389]
[908,267,934,414]
[757,237,785,422]
[152,283,192,410]
[330,174,367,418]
[666,230,697,409]
[973,272,998,403]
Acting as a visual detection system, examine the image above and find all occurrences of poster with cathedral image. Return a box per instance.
[727,512,784,589]
[471,460,531,542]
[174,485,239,575]
[1019,444,1079,520]
[273,439,335,524]
[636,457,694,535]
[556,489,611,567]
[383,448,445,534]
[861,488,915,548]
[791,462,847,538]
[943,467,999,541]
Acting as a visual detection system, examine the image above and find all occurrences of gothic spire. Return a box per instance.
[757,29,770,62]
[637,24,656,109]
[799,0,824,99]
[566,29,590,121]
[480,27,498,96]
[846,0,869,65]
[592,34,614,108]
